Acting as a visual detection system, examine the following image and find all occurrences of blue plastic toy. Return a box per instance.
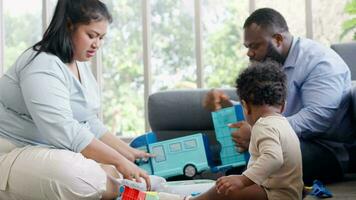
[211,103,248,172]
[130,132,157,148]
[132,133,211,178]
[130,103,249,178]
[307,180,333,198]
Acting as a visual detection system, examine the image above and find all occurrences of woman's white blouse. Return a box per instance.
[0,49,108,152]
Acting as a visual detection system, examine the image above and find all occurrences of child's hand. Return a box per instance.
[216,175,245,196]
[230,121,251,152]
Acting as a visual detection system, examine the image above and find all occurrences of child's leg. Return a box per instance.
[191,183,267,200]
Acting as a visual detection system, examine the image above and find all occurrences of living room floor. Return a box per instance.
[304,174,356,200]
[192,171,356,199]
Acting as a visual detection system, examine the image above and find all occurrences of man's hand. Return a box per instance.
[230,121,251,152]
[203,89,233,111]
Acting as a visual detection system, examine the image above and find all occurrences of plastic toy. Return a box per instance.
[120,186,146,200]
[120,189,159,200]
[305,180,333,198]
[145,192,159,200]
[118,178,214,200]
[161,179,215,196]
[131,104,248,178]
[133,133,211,178]
[211,103,248,172]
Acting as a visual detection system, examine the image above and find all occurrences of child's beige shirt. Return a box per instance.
[243,115,303,200]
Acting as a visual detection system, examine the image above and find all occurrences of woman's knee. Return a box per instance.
[8,147,107,199]
[47,150,107,199]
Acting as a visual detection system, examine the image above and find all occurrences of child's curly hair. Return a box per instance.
[235,60,287,106]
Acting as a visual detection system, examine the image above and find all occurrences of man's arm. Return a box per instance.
[287,61,350,136]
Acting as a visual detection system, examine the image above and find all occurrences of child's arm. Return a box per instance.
[242,126,283,185]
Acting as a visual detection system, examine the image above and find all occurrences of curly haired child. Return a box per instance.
[190,60,303,200]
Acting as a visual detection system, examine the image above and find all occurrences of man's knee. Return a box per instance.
[300,140,343,184]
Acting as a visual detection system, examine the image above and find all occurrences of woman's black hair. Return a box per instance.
[32,0,112,63]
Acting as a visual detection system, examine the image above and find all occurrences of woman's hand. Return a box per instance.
[100,133,154,162]
[81,137,152,190]
[130,147,155,161]
[115,159,151,190]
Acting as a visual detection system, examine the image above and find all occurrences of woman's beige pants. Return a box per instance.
[0,137,107,200]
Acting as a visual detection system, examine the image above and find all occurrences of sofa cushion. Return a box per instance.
[148,89,237,140]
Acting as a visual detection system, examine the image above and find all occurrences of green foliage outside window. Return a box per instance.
[204,1,248,88]
[341,0,356,40]
[4,14,41,70]
[102,0,145,136]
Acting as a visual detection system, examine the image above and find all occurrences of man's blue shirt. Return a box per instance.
[283,37,353,142]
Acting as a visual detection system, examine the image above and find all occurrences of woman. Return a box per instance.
[0,0,150,199]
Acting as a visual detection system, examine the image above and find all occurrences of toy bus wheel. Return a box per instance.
[183,164,197,178]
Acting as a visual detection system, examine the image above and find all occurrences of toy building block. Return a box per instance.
[145,192,159,200]
[211,103,248,172]
[121,186,146,200]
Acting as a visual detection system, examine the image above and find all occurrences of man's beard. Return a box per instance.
[264,41,286,64]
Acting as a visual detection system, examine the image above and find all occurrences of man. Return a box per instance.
[204,8,354,184]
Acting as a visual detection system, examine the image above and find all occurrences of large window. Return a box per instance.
[151,0,197,91]
[312,0,354,45]
[1,0,355,137]
[3,0,42,71]
[203,0,249,88]
[255,0,306,37]
[102,0,145,136]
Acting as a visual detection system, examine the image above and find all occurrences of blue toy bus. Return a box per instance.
[134,133,212,178]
